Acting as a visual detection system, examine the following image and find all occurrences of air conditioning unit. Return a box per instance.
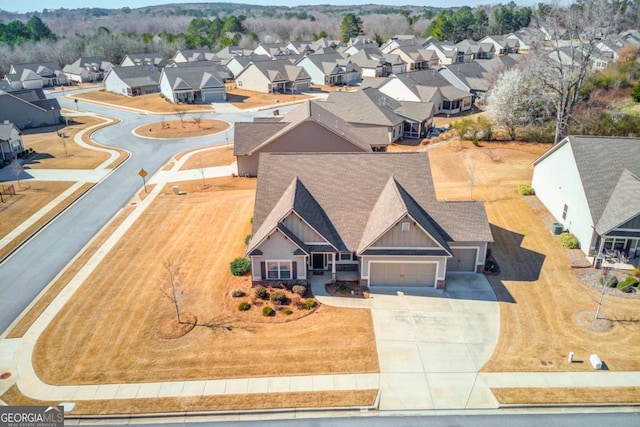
[551,222,564,235]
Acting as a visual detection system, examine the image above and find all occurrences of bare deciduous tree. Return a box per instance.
[9,159,24,188]
[175,110,186,128]
[160,260,186,324]
[528,0,626,143]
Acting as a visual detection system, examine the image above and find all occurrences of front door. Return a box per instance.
[312,253,325,270]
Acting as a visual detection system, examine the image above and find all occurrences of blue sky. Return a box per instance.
[7,0,539,14]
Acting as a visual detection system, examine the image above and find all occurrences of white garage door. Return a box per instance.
[369,262,436,287]
[447,248,477,272]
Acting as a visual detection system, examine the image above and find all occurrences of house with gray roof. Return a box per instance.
[0,88,61,129]
[479,35,520,55]
[224,54,272,78]
[6,62,67,89]
[235,59,311,94]
[159,64,226,103]
[455,40,496,61]
[0,122,24,161]
[347,48,406,77]
[532,136,640,260]
[253,43,294,58]
[388,45,439,71]
[324,87,433,140]
[63,57,113,83]
[120,53,167,69]
[247,152,493,288]
[378,70,473,115]
[215,45,254,60]
[170,49,218,63]
[104,66,161,96]
[233,100,373,176]
[295,53,361,86]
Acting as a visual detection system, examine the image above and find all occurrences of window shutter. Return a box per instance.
[292,262,297,279]
[260,261,266,280]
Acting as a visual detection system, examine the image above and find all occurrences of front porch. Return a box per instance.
[307,251,359,285]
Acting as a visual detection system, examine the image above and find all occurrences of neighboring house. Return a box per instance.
[224,55,271,78]
[120,53,167,69]
[5,62,66,89]
[167,60,233,82]
[343,37,378,56]
[247,152,493,288]
[455,40,496,61]
[0,121,24,161]
[323,87,434,141]
[253,43,293,58]
[617,29,640,47]
[388,45,439,71]
[159,64,226,103]
[0,88,60,129]
[63,57,113,83]
[348,48,406,77]
[378,70,473,115]
[235,60,311,94]
[295,53,361,85]
[233,100,372,176]
[479,35,520,55]
[170,49,217,63]
[532,136,640,260]
[380,35,423,54]
[104,66,161,96]
[506,28,538,51]
[423,40,460,65]
[215,45,254,60]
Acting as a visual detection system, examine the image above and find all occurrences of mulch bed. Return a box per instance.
[224,275,319,323]
[575,269,640,299]
[325,282,369,298]
[156,313,197,339]
[574,310,613,332]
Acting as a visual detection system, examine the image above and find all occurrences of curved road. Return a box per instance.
[0,92,289,334]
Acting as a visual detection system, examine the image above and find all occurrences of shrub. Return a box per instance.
[292,285,306,296]
[518,124,555,143]
[283,309,293,315]
[230,289,245,298]
[301,299,317,310]
[558,232,580,249]
[632,267,640,278]
[270,291,286,303]
[337,283,351,294]
[632,81,640,102]
[230,257,251,276]
[262,306,274,316]
[617,276,639,293]
[238,301,251,311]
[254,285,267,299]
[518,184,535,196]
[291,294,302,308]
[599,275,618,288]
[244,234,251,245]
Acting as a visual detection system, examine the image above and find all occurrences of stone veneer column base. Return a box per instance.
[436,280,447,289]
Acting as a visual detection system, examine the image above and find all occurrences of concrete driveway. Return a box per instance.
[369,272,500,410]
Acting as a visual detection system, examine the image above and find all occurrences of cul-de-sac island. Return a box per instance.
[0,0,639,421]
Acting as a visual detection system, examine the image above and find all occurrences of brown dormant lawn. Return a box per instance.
[427,140,640,403]
[134,119,229,139]
[179,145,235,170]
[227,88,310,109]
[72,91,213,113]
[33,177,378,385]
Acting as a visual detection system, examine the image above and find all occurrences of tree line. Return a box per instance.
[0,16,55,45]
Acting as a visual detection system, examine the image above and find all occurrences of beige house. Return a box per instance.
[0,122,24,161]
[233,100,374,176]
[235,59,311,94]
[247,153,493,288]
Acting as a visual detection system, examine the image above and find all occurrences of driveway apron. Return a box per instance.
[369,272,500,410]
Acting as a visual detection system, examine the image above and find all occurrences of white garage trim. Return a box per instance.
[367,260,440,288]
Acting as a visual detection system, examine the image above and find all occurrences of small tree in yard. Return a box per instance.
[487,68,541,141]
[9,159,24,188]
[160,260,186,324]
[631,81,640,103]
[175,109,186,128]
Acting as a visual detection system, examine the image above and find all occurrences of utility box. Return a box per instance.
[551,222,564,235]
[590,354,602,370]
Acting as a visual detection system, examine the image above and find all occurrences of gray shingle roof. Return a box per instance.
[161,64,225,91]
[107,66,160,87]
[233,100,372,156]
[64,57,112,75]
[244,59,310,83]
[539,136,640,232]
[595,169,640,234]
[10,62,62,80]
[251,153,493,254]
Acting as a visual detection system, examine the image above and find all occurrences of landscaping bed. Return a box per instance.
[134,119,229,139]
[325,282,369,298]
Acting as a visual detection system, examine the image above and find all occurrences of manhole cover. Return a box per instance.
[0,372,11,380]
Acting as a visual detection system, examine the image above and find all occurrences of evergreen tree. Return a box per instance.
[340,13,363,43]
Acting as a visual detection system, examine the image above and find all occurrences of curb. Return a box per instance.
[64,94,214,116]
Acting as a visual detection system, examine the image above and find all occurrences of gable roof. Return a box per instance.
[386,69,470,102]
[534,136,640,231]
[0,122,20,140]
[324,88,404,126]
[251,153,493,254]
[233,100,372,156]
[10,62,62,79]
[161,64,225,91]
[107,66,160,87]
[121,53,167,67]
[240,59,310,83]
[64,57,113,75]
[298,52,353,75]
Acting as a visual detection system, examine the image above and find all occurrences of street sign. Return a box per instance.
[138,168,148,178]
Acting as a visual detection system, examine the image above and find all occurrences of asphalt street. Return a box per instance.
[0,93,286,335]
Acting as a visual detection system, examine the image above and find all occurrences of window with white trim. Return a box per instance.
[266,260,292,279]
[401,222,410,232]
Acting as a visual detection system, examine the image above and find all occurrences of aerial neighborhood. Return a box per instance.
[0,1,639,421]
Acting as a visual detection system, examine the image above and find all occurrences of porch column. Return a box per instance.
[331,253,336,282]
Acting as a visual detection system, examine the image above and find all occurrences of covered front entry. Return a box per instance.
[369,262,436,287]
[311,253,327,270]
[447,248,477,272]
